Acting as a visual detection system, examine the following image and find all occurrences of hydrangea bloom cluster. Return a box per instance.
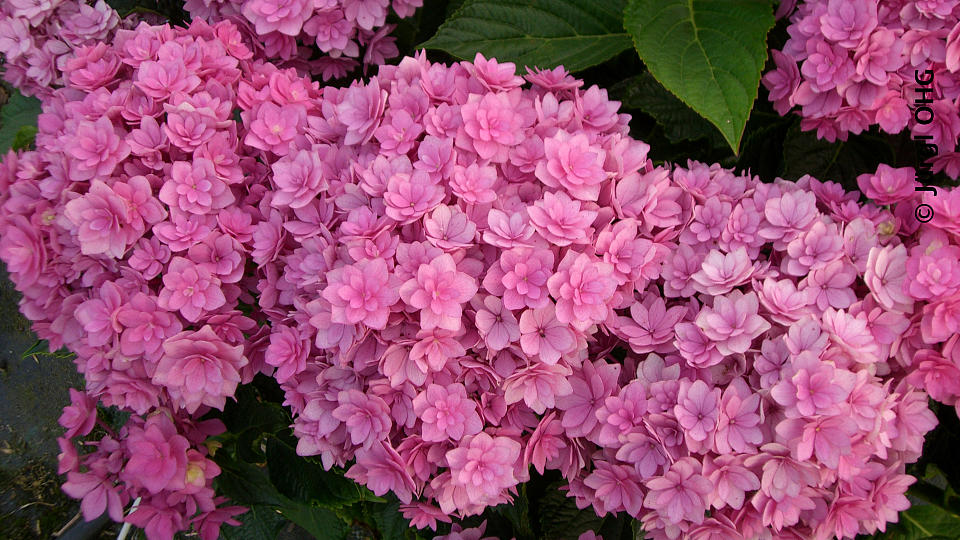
[763,0,960,176]
[57,394,244,539]
[0,0,127,97]
[1,17,958,536]
[240,51,949,539]
[0,18,284,538]
[183,0,422,79]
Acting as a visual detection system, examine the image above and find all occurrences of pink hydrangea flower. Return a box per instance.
[322,258,401,329]
[399,253,478,331]
[333,389,392,449]
[153,325,248,413]
[445,432,521,502]
[412,383,483,442]
[535,130,607,201]
[158,159,234,215]
[483,247,554,310]
[696,291,771,356]
[643,457,713,525]
[120,414,190,494]
[547,251,617,326]
[157,256,226,322]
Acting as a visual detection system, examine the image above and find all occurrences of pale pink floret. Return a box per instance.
[63,180,138,259]
[445,432,522,501]
[905,246,960,300]
[332,389,392,449]
[695,290,771,356]
[241,0,313,36]
[690,247,754,295]
[535,130,607,201]
[158,159,234,215]
[547,251,617,326]
[517,303,576,365]
[346,441,417,504]
[398,253,477,331]
[527,190,596,246]
[583,461,644,517]
[482,247,554,310]
[857,164,917,205]
[864,244,912,313]
[271,148,330,209]
[643,457,713,525]
[412,383,483,442]
[157,256,226,322]
[674,379,721,443]
[153,325,247,413]
[503,362,573,414]
[473,295,521,351]
[458,89,529,162]
[65,116,130,181]
[120,414,189,495]
[322,258,400,329]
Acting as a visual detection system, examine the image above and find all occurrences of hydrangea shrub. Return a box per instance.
[1,6,960,540]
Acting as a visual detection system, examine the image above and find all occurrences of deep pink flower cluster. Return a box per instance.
[236,52,951,539]
[57,393,244,539]
[183,0,421,79]
[763,0,960,177]
[0,0,127,98]
[0,18,285,539]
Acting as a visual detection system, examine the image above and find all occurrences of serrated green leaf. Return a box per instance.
[623,0,775,153]
[610,72,726,148]
[220,505,285,540]
[780,123,895,191]
[278,502,348,540]
[421,0,632,73]
[0,91,41,154]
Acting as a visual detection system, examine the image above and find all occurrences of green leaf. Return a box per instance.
[875,503,960,539]
[781,124,895,191]
[278,502,348,540]
[623,0,775,153]
[372,499,412,540]
[0,90,41,154]
[214,456,288,508]
[220,505,286,540]
[536,481,602,539]
[421,0,632,73]
[265,437,368,508]
[610,72,726,148]
[11,125,37,151]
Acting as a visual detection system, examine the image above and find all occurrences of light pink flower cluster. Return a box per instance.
[237,52,950,539]
[0,18,290,539]
[183,0,421,79]
[763,0,960,177]
[0,0,128,98]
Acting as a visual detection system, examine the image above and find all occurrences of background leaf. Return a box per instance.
[421,0,632,72]
[623,0,775,153]
[278,502,348,540]
[0,91,41,154]
[610,72,726,148]
[220,505,287,540]
[781,123,895,191]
